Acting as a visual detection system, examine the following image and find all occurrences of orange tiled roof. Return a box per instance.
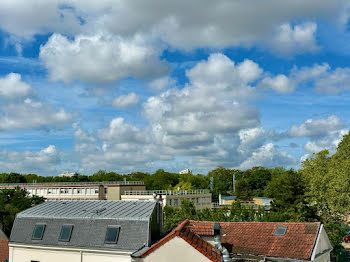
[188,221,320,260]
[140,219,222,262]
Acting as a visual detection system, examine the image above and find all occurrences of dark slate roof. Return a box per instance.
[10,200,158,251]
[17,200,156,221]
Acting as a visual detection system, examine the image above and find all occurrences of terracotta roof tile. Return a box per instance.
[188,221,320,260]
[140,219,221,262]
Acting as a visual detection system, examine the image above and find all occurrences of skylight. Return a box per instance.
[105,226,120,244]
[32,224,46,240]
[274,226,288,236]
[59,225,74,242]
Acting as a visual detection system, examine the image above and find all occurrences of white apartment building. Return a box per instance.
[0,181,146,200]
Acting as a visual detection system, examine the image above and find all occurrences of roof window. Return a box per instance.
[32,224,46,240]
[59,225,74,242]
[274,226,288,236]
[105,226,120,244]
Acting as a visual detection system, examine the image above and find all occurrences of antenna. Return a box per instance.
[210,176,214,190]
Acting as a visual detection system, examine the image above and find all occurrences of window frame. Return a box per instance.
[32,223,46,240]
[104,225,120,244]
[274,226,288,236]
[58,224,74,242]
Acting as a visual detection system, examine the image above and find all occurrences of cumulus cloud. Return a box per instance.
[288,115,348,154]
[259,74,295,93]
[0,0,345,52]
[0,73,32,98]
[112,93,139,108]
[270,22,319,55]
[0,145,63,175]
[289,115,345,137]
[239,143,297,170]
[0,98,74,130]
[75,54,298,172]
[259,63,350,94]
[148,76,176,90]
[40,33,169,83]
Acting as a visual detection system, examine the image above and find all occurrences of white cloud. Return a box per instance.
[40,33,169,83]
[148,76,176,90]
[288,115,348,155]
[0,98,74,130]
[112,93,139,108]
[259,74,295,93]
[0,73,32,98]
[239,143,297,169]
[270,22,319,55]
[289,115,345,137]
[0,0,345,52]
[259,63,350,94]
[0,145,62,175]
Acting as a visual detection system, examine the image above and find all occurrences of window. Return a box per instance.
[59,225,74,242]
[105,226,120,244]
[274,226,288,236]
[32,224,46,240]
[169,199,173,206]
[173,199,178,206]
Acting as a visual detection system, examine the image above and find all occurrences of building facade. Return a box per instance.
[0,181,145,200]
[121,190,212,210]
[9,200,162,262]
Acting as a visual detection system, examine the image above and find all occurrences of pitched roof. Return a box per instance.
[10,200,159,251]
[132,219,222,262]
[187,221,321,260]
[17,200,156,221]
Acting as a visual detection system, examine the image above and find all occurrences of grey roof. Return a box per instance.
[17,200,156,221]
[10,200,160,252]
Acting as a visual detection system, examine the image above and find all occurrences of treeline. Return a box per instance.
[0,166,292,201]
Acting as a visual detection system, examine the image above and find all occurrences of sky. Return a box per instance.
[0,0,350,175]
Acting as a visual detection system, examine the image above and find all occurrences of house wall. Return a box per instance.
[133,237,211,262]
[107,185,146,200]
[9,245,131,262]
[311,225,332,262]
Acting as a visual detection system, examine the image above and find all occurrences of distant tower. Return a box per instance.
[210,176,214,190]
[232,174,236,194]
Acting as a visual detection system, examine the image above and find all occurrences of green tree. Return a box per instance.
[208,167,237,200]
[0,188,45,236]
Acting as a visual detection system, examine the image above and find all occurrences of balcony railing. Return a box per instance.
[0,181,144,187]
[123,189,211,196]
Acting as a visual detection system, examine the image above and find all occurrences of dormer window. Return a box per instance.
[32,224,46,240]
[59,225,74,242]
[105,226,120,244]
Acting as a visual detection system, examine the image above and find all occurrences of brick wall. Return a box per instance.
[0,239,9,262]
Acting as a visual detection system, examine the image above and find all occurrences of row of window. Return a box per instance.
[32,224,120,244]
[27,188,100,196]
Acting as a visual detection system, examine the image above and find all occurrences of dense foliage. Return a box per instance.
[0,188,44,236]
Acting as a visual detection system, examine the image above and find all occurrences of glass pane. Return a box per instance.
[59,225,73,242]
[32,224,45,240]
[105,226,120,243]
[274,226,288,236]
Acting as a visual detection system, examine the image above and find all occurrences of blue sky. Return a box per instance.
[0,0,349,175]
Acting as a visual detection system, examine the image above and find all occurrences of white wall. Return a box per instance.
[9,245,131,262]
[135,237,212,262]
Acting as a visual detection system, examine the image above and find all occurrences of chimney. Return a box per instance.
[213,222,230,262]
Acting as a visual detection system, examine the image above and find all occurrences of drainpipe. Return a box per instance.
[213,222,230,262]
